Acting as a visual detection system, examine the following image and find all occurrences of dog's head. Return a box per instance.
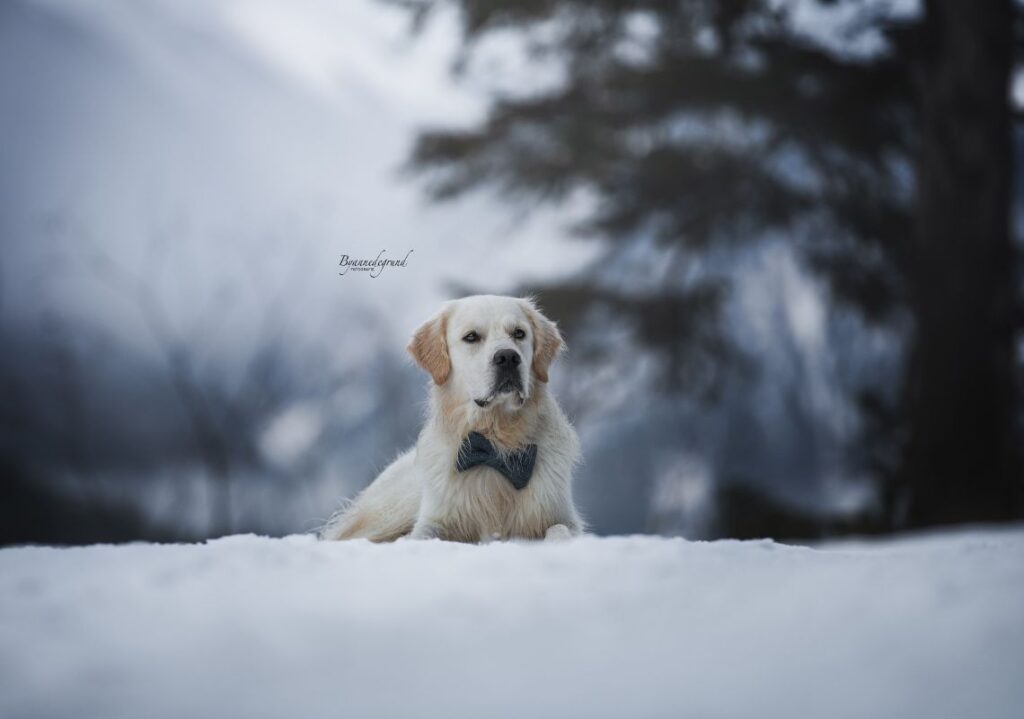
[408,295,564,410]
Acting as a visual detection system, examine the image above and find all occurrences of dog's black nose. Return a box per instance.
[492,349,521,368]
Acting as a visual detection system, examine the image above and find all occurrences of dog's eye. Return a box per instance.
[462,331,480,343]
[512,328,526,340]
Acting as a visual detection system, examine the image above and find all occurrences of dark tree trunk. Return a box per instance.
[901,0,1021,527]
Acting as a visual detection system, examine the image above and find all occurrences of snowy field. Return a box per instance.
[1,529,1023,719]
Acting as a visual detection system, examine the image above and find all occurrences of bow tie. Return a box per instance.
[455,431,537,490]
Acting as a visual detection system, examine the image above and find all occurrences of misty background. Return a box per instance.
[1,0,1021,545]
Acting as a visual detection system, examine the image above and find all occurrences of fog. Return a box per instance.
[2,0,1020,544]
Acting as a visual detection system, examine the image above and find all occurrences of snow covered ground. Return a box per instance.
[1,528,1022,719]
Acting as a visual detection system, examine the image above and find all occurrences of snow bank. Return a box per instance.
[1,528,1022,719]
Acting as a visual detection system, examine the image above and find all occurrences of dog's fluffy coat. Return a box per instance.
[320,295,583,543]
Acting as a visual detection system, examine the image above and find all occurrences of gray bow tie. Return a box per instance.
[455,431,537,490]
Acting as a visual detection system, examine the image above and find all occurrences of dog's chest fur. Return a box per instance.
[434,465,547,541]
[416,397,577,542]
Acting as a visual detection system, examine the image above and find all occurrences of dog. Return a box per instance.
[320,295,583,543]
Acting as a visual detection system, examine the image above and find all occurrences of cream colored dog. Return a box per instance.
[320,295,583,543]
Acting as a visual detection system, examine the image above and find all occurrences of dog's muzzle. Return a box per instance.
[492,349,523,393]
[474,349,525,407]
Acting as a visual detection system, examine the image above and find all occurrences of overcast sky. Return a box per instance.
[0,0,599,366]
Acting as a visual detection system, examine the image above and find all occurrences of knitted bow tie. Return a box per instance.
[455,431,537,490]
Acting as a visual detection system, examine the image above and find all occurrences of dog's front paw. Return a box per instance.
[544,524,572,542]
[409,521,441,540]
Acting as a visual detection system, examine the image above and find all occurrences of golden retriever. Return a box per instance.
[320,295,583,542]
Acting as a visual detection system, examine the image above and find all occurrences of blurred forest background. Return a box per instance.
[1,0,1022,545]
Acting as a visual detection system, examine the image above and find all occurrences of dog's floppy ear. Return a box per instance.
[522,299,564,383]
[407,309,450,385]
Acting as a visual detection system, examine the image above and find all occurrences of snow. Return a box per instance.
[1,529,1023,719]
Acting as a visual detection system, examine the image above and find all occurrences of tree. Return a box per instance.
[397,0,1021,530]
[899,0,1021,526]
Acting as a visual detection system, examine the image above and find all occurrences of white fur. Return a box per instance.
[320,295,583,543]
